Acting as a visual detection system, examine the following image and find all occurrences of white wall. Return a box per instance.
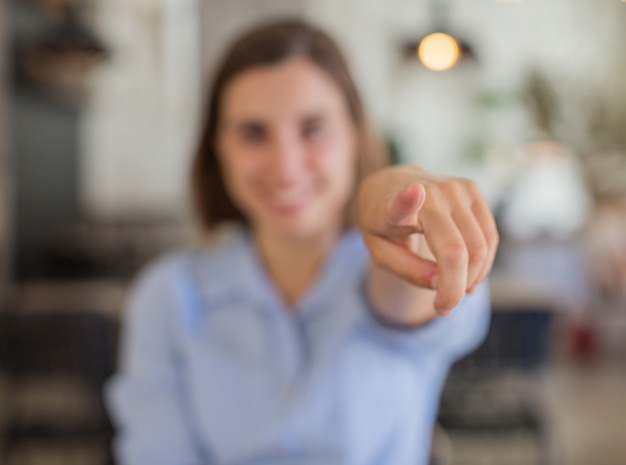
[308,0,623,149]
[81,0,203,219]
[79,0,626,217]
[305,0,626,205]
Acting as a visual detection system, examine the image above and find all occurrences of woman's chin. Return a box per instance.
[269,221,320,242]
[260,211,326,242]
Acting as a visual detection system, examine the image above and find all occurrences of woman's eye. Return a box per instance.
[239,125,266,143]
[302,120,326,140]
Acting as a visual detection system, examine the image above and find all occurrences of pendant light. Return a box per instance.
[402,0,475,71]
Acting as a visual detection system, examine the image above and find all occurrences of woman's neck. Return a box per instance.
[252,227,340,309]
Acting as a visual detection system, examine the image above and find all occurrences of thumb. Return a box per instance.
[384,183,426,229]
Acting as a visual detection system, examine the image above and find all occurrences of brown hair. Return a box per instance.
[191,18,388,232]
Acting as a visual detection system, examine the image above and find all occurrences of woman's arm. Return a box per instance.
[106,256,206,465]
[358,165,499,328]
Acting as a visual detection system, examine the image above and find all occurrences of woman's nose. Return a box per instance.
[268,133,306,183]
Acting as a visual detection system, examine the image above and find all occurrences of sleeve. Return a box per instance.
[106,255,207,465]
[363,280,491,364]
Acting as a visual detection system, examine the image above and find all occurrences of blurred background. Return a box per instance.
[1,0,625,464]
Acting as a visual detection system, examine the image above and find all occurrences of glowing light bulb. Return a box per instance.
[417,33,460,71]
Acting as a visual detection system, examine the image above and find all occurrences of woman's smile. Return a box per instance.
[263,184,319,215]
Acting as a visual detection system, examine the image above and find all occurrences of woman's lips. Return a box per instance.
[265,188,317,215]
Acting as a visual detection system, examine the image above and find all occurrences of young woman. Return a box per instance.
[107,19,498,465]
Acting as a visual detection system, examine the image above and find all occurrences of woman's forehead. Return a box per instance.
[220,57,347,123]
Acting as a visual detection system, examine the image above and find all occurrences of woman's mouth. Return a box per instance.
[265,186,317,215]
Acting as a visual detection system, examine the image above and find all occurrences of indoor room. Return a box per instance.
[1,1,625,464]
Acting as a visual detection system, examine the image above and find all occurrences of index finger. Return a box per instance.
[422,214,469,315]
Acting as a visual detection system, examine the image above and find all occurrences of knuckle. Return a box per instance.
[462,178,481,195]
[440,179,462,194]
[469,240,489,260]
[433,178,482,201]
[440,242,468,266]
[424,183,441,201]
[486,228,500,248]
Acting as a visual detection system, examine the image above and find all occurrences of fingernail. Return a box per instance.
[430,274,439,289]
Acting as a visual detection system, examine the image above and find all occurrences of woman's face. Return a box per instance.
[217,57,357,241]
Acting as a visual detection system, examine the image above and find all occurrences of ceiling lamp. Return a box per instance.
[15,4,109,104]
[401,0,476,72]
[418,32,460,71]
